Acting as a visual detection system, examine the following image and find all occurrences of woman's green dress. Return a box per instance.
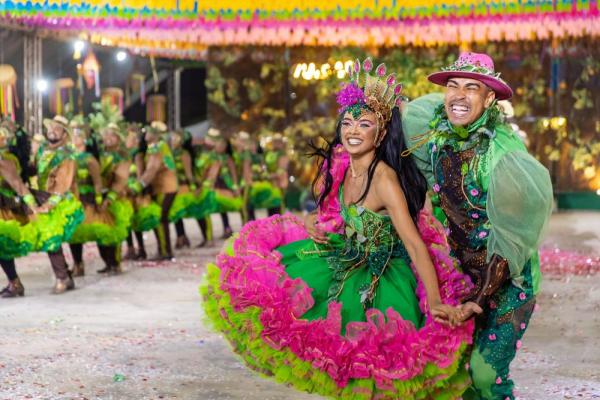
[280,186,423,331]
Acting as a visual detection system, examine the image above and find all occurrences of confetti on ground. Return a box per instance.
[540,247,600,276]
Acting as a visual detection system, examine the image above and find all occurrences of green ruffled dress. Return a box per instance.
[279,186,423,331]
[33,144,84,252]
[0,152,37,259]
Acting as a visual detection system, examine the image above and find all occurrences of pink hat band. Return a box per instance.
[428,52,513,100]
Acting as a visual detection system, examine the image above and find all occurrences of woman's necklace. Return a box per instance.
[349,159,368,179]
[345,174,367,205]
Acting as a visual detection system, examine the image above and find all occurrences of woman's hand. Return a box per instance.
[304,212,328,244]
[430,303,464,327]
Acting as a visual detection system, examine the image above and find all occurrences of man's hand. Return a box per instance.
[304,212,328,244]
[430,303,463,327]
[458,301,484,322]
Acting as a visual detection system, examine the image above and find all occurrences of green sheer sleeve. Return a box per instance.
[401,93,444,187]
[486,130,553,289]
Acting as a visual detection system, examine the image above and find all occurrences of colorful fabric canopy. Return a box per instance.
[1,0,598,57]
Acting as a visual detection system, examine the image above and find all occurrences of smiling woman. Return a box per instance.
[201,58,475,400]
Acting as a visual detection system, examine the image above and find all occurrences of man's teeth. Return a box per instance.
[348,139,363,145]
[451,105,469,116]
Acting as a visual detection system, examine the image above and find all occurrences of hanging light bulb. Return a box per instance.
[36,79,48,93]
[116,50,128,62]
[73,40,86,60]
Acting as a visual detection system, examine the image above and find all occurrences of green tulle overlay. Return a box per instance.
[216,192,243,212]
[131,201,161,232]
[0,217,38,260]
[201,261,470,400]
[69,199,134,245]
[189,188,219,219]
[35,197,84,252]
[249,181,282,210]
[169,192,196,222]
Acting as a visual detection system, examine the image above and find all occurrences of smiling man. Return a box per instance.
[403,52,554,399]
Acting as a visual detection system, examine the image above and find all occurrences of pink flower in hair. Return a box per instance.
[336,83,366,112]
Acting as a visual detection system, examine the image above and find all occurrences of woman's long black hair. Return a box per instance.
[311,107,427,223]
[181,130,196,166]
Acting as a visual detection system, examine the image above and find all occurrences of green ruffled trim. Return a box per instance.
[0,218,37,260]
[201,263,470,400]
[188,188,218,219]
[131,201,161,232]
[168,192,196,222]
[69,199,134,245]
[35,197,84,252]
[249,181,283,209]
[216,192,243,212]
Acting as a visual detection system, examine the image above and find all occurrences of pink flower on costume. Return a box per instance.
[520,322,526,330]
[488,333,497,341]
[516,340,522,349]
[496,377,503,385]
[519,292,527,301]
[433,183,441,193]
[478,231,488,239]
[470,188,479,196]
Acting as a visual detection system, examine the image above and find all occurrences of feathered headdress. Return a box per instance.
[336,57,404,125]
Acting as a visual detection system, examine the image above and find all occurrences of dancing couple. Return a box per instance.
[202,52,553,399]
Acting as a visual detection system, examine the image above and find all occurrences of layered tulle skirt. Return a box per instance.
[201,212,475,399]
[69,196,134,246]
[0,191,84,259]
[169,185,219,222]
[130,195,161,232]
[248,181,282,210]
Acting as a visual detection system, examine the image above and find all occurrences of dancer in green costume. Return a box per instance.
[402,52,554,400]
[0,125,38,298]
[234,131,282,222]
[203,128,241,239]
[123,124,160,260]
[263,132,289,216]
[93,123,134,274]
[35,115,84,294]
[170,129,197,249]
[67,118,104,277]
[137,121,178,260]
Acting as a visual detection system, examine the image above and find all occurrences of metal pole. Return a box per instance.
[167,68,174,130]
[174,67,181,130]
[35,35,42,135]
[167,67,183,130]
[23,34,32,133]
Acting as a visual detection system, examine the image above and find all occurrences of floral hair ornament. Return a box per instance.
[336,57,404,127]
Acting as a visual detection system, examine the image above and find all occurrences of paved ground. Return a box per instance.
[0,211,599,400]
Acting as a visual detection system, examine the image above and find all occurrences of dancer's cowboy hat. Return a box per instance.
[43,115,71,134]
[101,122,126,140]
[237,131,250,141]
[206,127,223,140]
[428,52,513,100]
[149,120,168,134]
